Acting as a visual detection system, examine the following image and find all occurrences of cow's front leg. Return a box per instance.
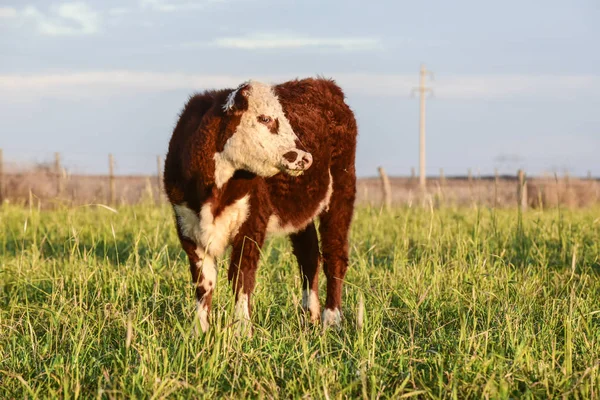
[180,236,217,333]
[290,222,321,323]
[228,220,267,337]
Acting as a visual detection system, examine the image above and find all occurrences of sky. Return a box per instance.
[0,0,599,177]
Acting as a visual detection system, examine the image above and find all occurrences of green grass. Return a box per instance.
[1,202,599,398]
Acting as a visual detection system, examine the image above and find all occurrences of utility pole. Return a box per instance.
[413,64,433,189]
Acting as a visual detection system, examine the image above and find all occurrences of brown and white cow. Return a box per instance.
[163,78,357,334]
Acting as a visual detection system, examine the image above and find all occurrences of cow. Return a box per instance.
[163,77,357,334]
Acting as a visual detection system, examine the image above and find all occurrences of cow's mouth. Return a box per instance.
[285,169,305,176]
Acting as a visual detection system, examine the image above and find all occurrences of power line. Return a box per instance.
[412,64,434,189]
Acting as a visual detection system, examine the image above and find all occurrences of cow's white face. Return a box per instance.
[214,81,312,185]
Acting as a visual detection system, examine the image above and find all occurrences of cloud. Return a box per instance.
[331,74,600,100]
[210,33,383,51]
[0,6,17,18]
[108,7,132,16]
[139,0,225,12]
[1,71,599,101]
[0,71,242,99]
[13,3,100,36]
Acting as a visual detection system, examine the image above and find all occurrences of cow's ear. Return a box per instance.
[224,83,250,114]
[238,84,250,98]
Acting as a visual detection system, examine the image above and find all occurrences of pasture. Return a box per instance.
[1,203,599,398]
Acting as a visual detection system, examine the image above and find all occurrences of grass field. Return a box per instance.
[1,203,599,398]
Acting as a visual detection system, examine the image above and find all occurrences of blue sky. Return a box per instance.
[1,0,599,176]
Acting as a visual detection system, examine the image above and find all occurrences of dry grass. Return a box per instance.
[357,175,600,209]
[3,168,164,207]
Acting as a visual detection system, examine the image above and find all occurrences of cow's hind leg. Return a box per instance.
[180,237,217,333]
[290,222,321,323]
[319,173,355,328]
[228,223,266,336]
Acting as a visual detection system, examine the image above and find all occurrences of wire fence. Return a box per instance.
[0,149,598,209]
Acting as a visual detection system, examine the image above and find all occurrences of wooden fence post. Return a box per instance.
[518,169,527,211]
[54,152,62,197]
[378,166,392,210]
[493,168,499,207]
[467,168,473,203]
[156,155,163,205]
[0,148,4,204]
[439,168,445,186]
[410,167,416,182]
[109,154,116,205]
[476,168,482,206]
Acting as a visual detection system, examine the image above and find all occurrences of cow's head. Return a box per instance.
[214,80,312,184]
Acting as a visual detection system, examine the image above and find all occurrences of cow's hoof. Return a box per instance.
[194,303,210,335]
[194,302,210,334]
[302,290,321,323]
[236,319,253,338]
[322,308,342,329]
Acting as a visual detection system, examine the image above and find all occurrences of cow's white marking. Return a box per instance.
[174,203,203,245]
[195,247,216,292]
[266,214,298,235]
[199,195,250,256]
[235,293,250,320]
[196,300,210,332]
[302,289,320,322]
[235,293,252,336]
[194,251,216,331]
[266,170,334,235]
[213,152,236,189]
[322,308,341,328]
[216,81,299,179]
[174,196,250,258]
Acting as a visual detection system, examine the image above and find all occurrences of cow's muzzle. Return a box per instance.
[280,150,313,176]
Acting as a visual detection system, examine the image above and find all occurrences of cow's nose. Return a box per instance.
[298,152,312,170]
[283,151,298,163]
[281,150,313,174]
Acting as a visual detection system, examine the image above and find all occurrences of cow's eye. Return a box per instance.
[258,115,271,124]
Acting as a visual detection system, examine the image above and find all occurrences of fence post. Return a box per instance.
[378,166,392,210]
[439,168,445,186]
[493,168,499,207]
[467,168,473,204]
[54,152,62,197]
[156,155,163,205]
[0,148,3,204]
[518,169,527,211]
[109,154,115,205]
[410,167,416,182]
